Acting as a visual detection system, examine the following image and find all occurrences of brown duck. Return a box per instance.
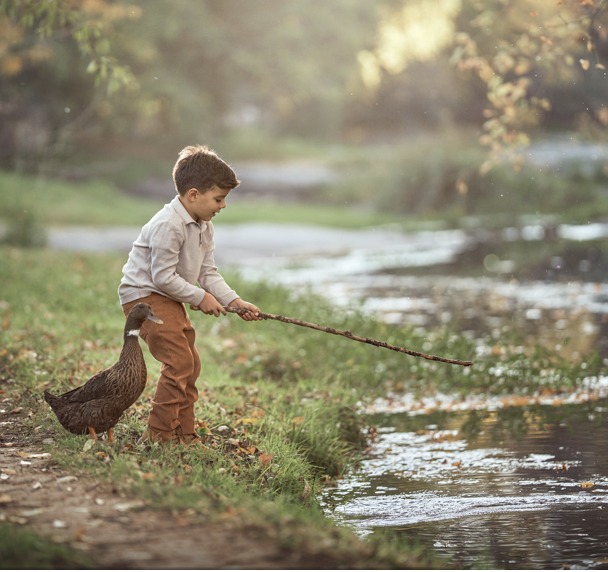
[44,303,162,442]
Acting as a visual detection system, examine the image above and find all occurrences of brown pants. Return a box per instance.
[122,293,201,434]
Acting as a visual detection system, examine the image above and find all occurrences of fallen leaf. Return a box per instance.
[234,417,259,426]
[259,451,274,467]
[452,461,462,467]
[227,438,240,447]
[115,500,147,512]
[291,416,305,425]
[581,481,594,488]
[9,407,23,414]
[300,478,311,501]
[56,476,78,484]
[529,10,538,16]
[580,59,590,70]
[82,439,95,452]
[53,520,67,528]
[20,460,31,466]
[20,509,44,517]
[0,494,13,503]
[596,63,606,70]
[32,482,42,490]
[8,516,27,525]
[1,469,16,475]
[142,472,155,481]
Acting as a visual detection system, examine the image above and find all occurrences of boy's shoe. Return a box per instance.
[138,425,182,447]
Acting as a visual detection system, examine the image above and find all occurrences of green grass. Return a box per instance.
[0,523,92,569]
[0,171,165,229]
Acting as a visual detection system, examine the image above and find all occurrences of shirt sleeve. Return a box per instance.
[148,221,206,306]
[197,237,238,306]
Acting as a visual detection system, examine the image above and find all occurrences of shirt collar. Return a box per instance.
[170,196,208,231]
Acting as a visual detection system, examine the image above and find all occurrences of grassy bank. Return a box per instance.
[0,247,603,566]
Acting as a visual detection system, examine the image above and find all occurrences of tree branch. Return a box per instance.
[222,306,473,367]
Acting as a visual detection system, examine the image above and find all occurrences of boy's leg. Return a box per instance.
[178,323,201,435]
[122,293,198,440]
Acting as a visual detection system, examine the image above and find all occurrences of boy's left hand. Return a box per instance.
[228,298,263,321]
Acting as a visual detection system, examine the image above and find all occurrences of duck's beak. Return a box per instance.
[146,312,163,324]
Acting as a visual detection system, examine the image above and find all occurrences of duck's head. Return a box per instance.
[127,303,163,328]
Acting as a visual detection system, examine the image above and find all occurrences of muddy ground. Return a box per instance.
[0,410,356,569]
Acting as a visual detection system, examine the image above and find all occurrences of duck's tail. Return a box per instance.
[43,390,63,413]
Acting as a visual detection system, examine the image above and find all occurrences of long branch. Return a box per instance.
[221,306,473,367]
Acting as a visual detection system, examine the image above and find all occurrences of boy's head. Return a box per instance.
[173,145,240,196]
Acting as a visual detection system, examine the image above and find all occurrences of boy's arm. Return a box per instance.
[148,222,206,307]
[196,240,261,320]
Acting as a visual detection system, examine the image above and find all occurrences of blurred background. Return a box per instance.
[2,0,608,357]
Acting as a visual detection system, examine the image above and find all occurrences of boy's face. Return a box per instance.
[182,185,231,222]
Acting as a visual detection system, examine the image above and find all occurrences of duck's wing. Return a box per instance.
[59,367,117,403]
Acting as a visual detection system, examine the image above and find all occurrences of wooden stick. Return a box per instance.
[221,306,473,367]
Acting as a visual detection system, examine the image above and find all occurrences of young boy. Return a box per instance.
[119,145,261,446]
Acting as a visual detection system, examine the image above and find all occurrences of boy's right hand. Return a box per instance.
[196,293,227,317]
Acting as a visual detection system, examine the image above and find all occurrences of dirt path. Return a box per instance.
[0,412,343,569]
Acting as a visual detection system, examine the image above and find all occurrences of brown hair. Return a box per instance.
[172,145,240,195]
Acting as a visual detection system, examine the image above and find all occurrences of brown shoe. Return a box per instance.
[138,425,182,446]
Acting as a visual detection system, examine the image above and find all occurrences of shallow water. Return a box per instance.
[322,403,608,569]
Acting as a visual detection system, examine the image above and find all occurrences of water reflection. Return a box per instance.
[323,400,608,569]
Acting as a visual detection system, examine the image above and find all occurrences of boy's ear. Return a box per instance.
[186,188,199,201]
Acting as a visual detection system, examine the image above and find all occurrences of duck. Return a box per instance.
[44,303,162,442]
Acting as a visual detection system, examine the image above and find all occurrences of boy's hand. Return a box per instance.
[196,293,227,317]
[228,298,263,321]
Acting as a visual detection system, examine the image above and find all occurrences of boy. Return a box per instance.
[119,145,261,446]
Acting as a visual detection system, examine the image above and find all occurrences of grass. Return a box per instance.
[0,523,92,569]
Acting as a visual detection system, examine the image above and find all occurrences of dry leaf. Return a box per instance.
[227,438,240,447]
[83,439,95,452]
[56,476,78,484]
[259,451,274,467]
[0,494,13,503]
[142,472,155,481]
[1,469,16,475]
[529,10,538,16]
[9,407,23,414]
[596,63,606,70]
[32,482,42,490]
[234,417,259,425]
[580,59,590,70]
[581,481,594,488]
[300,478,311,501]
[452,461,462,467]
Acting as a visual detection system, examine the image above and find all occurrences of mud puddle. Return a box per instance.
[322,400,608,569]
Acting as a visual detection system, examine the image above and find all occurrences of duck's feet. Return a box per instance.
[107,428,114,443]
[88,426,98,440]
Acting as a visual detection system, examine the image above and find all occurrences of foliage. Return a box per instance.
[450,0,608,172]
[320,133,608,222]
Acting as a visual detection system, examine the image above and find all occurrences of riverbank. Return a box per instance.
[0,247,446,569]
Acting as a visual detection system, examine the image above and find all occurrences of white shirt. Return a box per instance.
[118,196,237,307]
